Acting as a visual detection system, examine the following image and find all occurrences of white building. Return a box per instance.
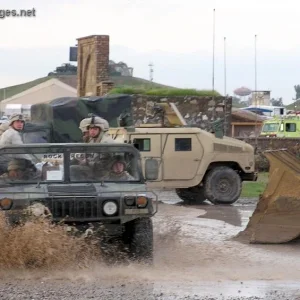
[0,76,77,115]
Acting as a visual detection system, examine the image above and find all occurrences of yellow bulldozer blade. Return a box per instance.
[238,149,300,244]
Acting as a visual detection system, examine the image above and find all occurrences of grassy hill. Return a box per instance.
[0,76,50,100]
[0,75,221,100]
[286,100,300,110]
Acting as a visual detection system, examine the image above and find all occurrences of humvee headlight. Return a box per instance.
[103,201,118,216]
[124,196,135,206]
[136,196,148,208]
[0,198,13,210]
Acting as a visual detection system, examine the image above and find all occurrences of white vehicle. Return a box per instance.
[0,116,8,124]
[241,105,286,119]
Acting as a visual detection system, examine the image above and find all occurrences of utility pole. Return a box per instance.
[224,36,227,97]
[212,8,216,120]
[223,36,227,135]
[254,34,258,145]
[148,62,154,87]
[254,34,257,106]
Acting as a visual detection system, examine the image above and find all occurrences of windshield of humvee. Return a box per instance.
[261,123,279,132]
[0,148,141,183]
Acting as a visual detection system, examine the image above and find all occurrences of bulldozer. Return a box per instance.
[236,148,300,244]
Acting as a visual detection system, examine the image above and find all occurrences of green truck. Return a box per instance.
[260,115,300,138]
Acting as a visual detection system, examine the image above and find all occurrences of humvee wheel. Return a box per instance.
[125,217,153,265]
[175,187,206,204]
[204,166,242,205]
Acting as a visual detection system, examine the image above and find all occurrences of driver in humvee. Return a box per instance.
[0,158,41,181]
[101,155,135,181]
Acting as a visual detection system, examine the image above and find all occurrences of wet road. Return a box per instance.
[2,191,300,299]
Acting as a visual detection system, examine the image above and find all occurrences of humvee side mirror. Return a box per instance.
[145,158,159,180]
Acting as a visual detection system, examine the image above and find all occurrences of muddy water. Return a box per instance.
[1,191,300,299]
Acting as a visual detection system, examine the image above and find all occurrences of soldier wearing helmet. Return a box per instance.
[101,155,135,181]
[0,114,25,145]
[73,115,115,170]
[0,158,40,181]
[85,115,115,144]
[79,117,90,143]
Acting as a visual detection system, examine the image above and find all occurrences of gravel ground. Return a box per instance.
[0,191,300,300]
[1,279,300,300]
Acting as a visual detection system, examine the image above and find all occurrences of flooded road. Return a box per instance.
[1,191,300,299]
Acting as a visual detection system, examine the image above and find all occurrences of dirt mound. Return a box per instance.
[0,212,101,270]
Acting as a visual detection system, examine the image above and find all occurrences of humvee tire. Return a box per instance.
[125,217,153,264]
[203,166,242,205]
[175,186,206,204]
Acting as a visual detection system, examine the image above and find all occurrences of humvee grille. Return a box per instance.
[47,197,100,219]
[47,184,97,194]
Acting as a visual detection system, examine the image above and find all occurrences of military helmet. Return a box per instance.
[87,115,109,132]
[7,158,27,171]
[7,158,35,172]
[110,155,127,169]
[79,118,90,133]
[8,113,25,126]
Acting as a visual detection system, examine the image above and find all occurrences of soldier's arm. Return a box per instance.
[88,153,113,169]
[0,130,12,144]
[126,172,135,180]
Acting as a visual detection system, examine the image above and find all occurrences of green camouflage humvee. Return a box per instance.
[0,143,158,264]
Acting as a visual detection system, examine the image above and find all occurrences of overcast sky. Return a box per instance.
[1,0,300,104]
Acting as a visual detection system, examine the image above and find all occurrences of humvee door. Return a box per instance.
[162,134,203,180]
[131,134,162,181]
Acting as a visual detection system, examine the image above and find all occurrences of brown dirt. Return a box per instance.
[0,198,300,299]
[0,212,101,271]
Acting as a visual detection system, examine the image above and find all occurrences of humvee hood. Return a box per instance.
[0,182,150,199]
[199,129,254,152]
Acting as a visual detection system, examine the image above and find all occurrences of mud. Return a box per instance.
[0,191,300,299]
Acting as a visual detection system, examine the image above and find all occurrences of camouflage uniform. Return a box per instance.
[0,114,25,145]
[70,116,115,177]
[0,114,33,163]
[83,116,117,172]
[69,117,91,165]
[101,155,135,181]
[0,122,9,138]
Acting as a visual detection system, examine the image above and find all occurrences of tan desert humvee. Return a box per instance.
[108,103,257,205]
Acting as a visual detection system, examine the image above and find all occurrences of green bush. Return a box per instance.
[255,154,270,172]
[108,86,221,97]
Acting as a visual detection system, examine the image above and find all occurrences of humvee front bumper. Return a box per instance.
[0,190,158,224]
[241,171,258,182]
